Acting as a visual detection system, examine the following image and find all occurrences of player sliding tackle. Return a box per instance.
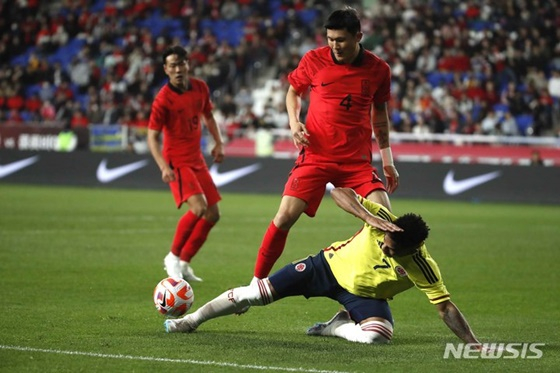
[166,187,482,346]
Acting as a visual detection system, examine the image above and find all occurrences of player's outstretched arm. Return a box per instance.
[372,102,399,194]
[286,85,309,147]
[202,111,225,163]
[147,128,175,183]
[436,300,481,345]
[330,188,402,232]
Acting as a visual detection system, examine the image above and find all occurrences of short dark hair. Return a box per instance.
[324,7,361,35]
[391,213,430,254]
[162,45,188,65]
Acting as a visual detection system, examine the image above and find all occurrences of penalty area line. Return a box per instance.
[0,345,352,373]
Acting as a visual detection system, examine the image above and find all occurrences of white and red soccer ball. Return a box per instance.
[153,277,194,317]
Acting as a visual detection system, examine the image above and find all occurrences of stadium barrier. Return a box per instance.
[1,149,558,205]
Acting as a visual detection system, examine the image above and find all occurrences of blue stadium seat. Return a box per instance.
[515,114,533,135]
[11,46,37,66]
[90,0,105,12]
[25,84,42,98]
[493,103,509,118]
[298,9,318,24]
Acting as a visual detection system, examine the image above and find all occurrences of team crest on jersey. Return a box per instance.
[395,265,408,277]
[361,79,371,96]
[294,262,306,272]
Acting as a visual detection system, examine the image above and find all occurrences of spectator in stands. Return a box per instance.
[480,109,500,135]
[86,101,103,125]
[412,115,431,138]
[251,7,399,286]
[69,56,91,94]
[1,0,559,140]
[502,82,529,116]
[530,149,544,166]
[39,100,56,122]
[24,92,42,118]
[499,111,519,136]
[548,69,560,100]
[70,108,89,129]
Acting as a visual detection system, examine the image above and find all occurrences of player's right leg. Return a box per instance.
[173,194,209,281]
[252,195,307,279]
[164,168,205,279]
[165,279,275,333]
[179,169,222,281]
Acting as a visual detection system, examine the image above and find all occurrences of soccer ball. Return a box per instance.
[153,277,194,317]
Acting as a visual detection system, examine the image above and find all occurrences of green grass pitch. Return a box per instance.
[0,184,558,372]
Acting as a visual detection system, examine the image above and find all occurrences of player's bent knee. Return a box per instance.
[360,320,393,344]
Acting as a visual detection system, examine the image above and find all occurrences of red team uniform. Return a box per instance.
[148,79,221,208]
[285,45,390,216]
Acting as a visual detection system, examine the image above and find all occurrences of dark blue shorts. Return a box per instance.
[268,251,393,324]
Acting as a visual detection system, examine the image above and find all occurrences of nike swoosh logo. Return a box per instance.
[209,163,261,187]
[321,81,335,86]
[0,156,40,178]
[443,170,502,195]
[96,159,149,183]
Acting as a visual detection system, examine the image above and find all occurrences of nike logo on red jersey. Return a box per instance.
[321,81,335,86]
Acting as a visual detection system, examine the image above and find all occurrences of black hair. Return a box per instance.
[391,213,430,253]
[324,7,361,35]
[162,45,188,65]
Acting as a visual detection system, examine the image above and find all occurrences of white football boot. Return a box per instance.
[163,252,182,279]
[164,315,198,333]
[306,310,353,336]
[180,261,203,282]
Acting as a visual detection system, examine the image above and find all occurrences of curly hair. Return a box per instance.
[391,213,430,254]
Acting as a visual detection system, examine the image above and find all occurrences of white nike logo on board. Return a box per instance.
[96,159,149,183]
[0,156,40,178]
[209,163,261,187]
[443,170,502,195]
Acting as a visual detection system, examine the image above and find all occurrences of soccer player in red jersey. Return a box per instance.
[252,7,400,281]
[148,45,225,282]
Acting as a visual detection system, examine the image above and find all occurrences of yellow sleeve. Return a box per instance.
[356,195,396,223]
[396,246,450,304]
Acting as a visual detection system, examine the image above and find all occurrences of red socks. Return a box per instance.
[170,211,199,256]
[253,221,289,279]
[180,218,215,262]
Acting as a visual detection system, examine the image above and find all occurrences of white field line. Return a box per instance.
[0,345,353,373]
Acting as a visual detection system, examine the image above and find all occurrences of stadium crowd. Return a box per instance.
[1,0,559,146]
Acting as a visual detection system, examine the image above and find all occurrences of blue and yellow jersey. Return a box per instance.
[324,196,450,304]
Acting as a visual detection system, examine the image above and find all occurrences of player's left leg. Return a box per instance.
[307,315,393,344]
[165,278,275,333]
[178,169,222,281]
[179,204,220,282]
[307,294,394,344]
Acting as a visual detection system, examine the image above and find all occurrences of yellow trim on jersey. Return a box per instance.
[324,196,450,304]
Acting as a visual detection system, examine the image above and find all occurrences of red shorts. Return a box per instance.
[283,158,385,217]
[169,165,221,209]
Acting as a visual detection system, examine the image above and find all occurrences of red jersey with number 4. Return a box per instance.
[149,79,214,168]
[288,46,391,163]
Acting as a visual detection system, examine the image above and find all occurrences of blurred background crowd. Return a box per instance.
[1,0,559,147]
